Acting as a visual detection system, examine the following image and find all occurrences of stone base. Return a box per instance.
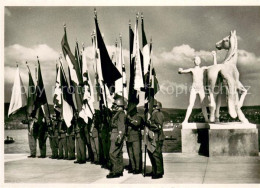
[208,122,259,157]
[182,123,209,156]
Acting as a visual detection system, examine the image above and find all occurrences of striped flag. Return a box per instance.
[60,64,74,127]
[8,66,27,117]
[61,26,83,86]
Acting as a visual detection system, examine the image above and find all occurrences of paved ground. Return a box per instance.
[4,153,260,184]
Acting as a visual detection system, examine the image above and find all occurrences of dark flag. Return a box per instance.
[26,62,36,116]
[94,14,122,90]
[34,57,48,114]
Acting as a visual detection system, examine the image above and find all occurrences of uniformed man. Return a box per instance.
[146,100,165,179]
[99,106,112,169]
[126,107,143,174]
[90,110,100,164]
[58,118,68,160]
[67,124,76,160]
[47,116,57,159]
[74,114,87,164]
[106,97,126,178]
[27,115,38,158]
[84,119,94,162]
[37,110,48,158]
[51,114,59,159]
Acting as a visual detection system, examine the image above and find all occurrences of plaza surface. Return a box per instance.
[4,152,260,184]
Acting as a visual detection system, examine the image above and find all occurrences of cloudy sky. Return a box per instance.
[4,6,260,109]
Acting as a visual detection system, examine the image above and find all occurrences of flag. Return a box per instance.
[127,22,139,114]
[141,15,150,85]
[61,26,83,85]
[34,58,48,117]
[8,66,27,117]
[94,15,122,90]
[146,41,160,120]
[75,41,83,78]
[79,48,95,122]
[60,64,74,127]
[61,27,83,113]
[26,63,36,116]
[53,61,62,114]
[115,36,128,99]
[132,16,144,91]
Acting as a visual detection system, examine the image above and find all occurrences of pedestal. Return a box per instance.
[208,122,259,156]
[181,123,209,156]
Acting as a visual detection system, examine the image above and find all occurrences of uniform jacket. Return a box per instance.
[28,118,38,138]
[149,110,165,141]
[126,114,142,142]
[110,109,126,141]
[58,120,67,139]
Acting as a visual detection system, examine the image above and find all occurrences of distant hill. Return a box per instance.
[4,103,260,129]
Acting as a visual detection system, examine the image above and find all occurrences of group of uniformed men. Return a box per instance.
[26,98,165,179]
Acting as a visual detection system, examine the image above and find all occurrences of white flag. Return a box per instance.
[8,67,27,117]
[133,18,144,91]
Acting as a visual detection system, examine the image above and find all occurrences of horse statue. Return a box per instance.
[207,30,249,123]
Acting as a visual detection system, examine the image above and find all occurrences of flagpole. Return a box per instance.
[120,34,124,104]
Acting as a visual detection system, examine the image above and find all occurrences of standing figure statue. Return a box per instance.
[178,53,216,123]
[207,30,248,123]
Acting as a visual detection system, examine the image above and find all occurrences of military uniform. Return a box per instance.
[38,117,48,158]
[67,125,76,160]
[84,120,94,162]
[48,120,59,159]
[58,120,68,159]
[147,109,165,178]
[75,117,86,164]
[90,114,100,164]
[108,109,126,176]
[27,117,38,157]
[126,113,143,174]
[100,108,112,169]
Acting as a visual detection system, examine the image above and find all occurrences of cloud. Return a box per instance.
[5,44,59,65]
[238,49,260,65]
[5,7,11,17]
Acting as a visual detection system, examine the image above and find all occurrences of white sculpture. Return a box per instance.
[207,30,248,123]
[178,53,216,124]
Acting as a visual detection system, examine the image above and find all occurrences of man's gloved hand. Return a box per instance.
[115,134,122,146]
[89,132,93,137]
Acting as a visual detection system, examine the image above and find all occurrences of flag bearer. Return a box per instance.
[58,118,68,160]
[27,115,38,158]
[37,112,48,158]
[146,100,165,179]
[126,107,143,174]
[90,110,101,164]
[74,114,87,164]
[106,98,126,178]
[48,115,59,159]
[67,124,76,160]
